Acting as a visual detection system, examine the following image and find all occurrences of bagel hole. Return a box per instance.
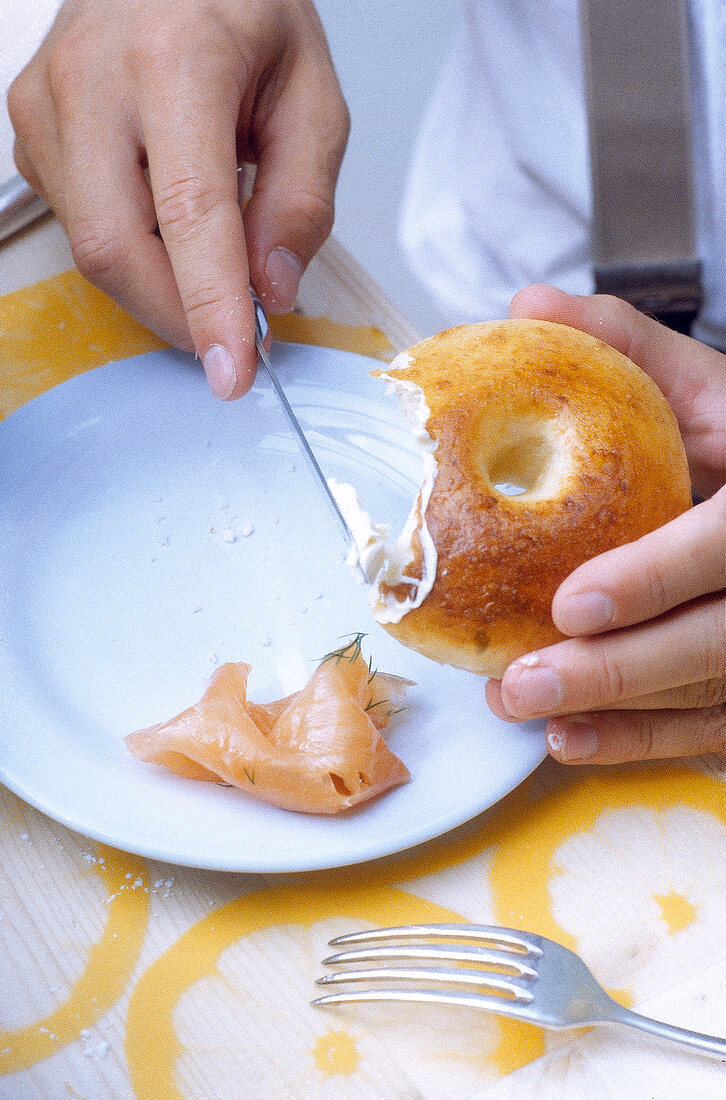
[488,435,554,498]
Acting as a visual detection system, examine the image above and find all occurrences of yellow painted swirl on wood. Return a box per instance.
[0,845,149,1075]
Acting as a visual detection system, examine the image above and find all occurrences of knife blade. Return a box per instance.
[250,289,353,546]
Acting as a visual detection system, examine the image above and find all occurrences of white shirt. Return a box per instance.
[400,0,726,349]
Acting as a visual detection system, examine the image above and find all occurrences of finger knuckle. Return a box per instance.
[705,648,726,684]
[6,70,37,137]
[704,600,726,679]
[127,21,181,81]
[288,185,335,245]
[713,491,726,577]
[592,649,628,704]
[12,141,33,183]
[180,283,228,327]
[710,707,726,754]
[598,294,635,333]
[629,721,656,760]
[697,679,726,709]
[643,561,671,614]
[69,220,126,285]
[154,177,227,242]
[713,484,726,512]
[331,94,351,153]
[46,36,88,102]
[596,294,646,363]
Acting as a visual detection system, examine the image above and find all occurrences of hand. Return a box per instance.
[8,0,349,399]
[485,286,726,765]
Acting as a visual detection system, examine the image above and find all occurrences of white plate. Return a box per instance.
[0,344,545,872]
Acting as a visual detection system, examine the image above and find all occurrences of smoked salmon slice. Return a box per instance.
[125,635,412,814]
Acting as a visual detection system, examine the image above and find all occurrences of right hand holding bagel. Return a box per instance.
[8,0,349,399]
[486,287,726,766]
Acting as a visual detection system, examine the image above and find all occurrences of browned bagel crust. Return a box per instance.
[379,319,693,677]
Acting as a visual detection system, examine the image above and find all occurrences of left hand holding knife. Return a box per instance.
[5,0,349,400]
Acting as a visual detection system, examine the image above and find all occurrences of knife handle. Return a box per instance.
[250,287,270,344]
[0,174,50,244]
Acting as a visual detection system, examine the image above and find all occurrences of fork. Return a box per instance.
[313,924,726,1059]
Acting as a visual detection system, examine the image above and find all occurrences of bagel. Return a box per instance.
[330,319,692,678]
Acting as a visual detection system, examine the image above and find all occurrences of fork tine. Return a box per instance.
[317,965,533,1002]
[312,987,540,1019]
[315,925,543,1021]
[322,943,539,979]
[328,923,543,957]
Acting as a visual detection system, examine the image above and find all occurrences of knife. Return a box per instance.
[0,174,49,243]
[0,186,354,546]
[250,288,353,546]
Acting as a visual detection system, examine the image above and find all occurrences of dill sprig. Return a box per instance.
[319,632,367,666]
[242,766,255,785]
[365,700,409,719]
[364,697,387,713]
[317,633,409,725]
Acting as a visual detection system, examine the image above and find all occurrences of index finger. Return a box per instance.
[497,590,725,722]
[137,64,257,399]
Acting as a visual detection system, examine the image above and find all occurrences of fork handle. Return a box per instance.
[609,1003,726,1059]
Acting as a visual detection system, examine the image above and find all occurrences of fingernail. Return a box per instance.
[504,665,563,717]
[265,246,302,311]
[559,591,615,634]
[547,720,599,762]
[202,344,236,399]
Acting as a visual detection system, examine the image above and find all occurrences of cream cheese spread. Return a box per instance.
[329,351,438,625]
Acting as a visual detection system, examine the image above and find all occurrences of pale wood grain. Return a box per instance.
[298,235,422,353]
